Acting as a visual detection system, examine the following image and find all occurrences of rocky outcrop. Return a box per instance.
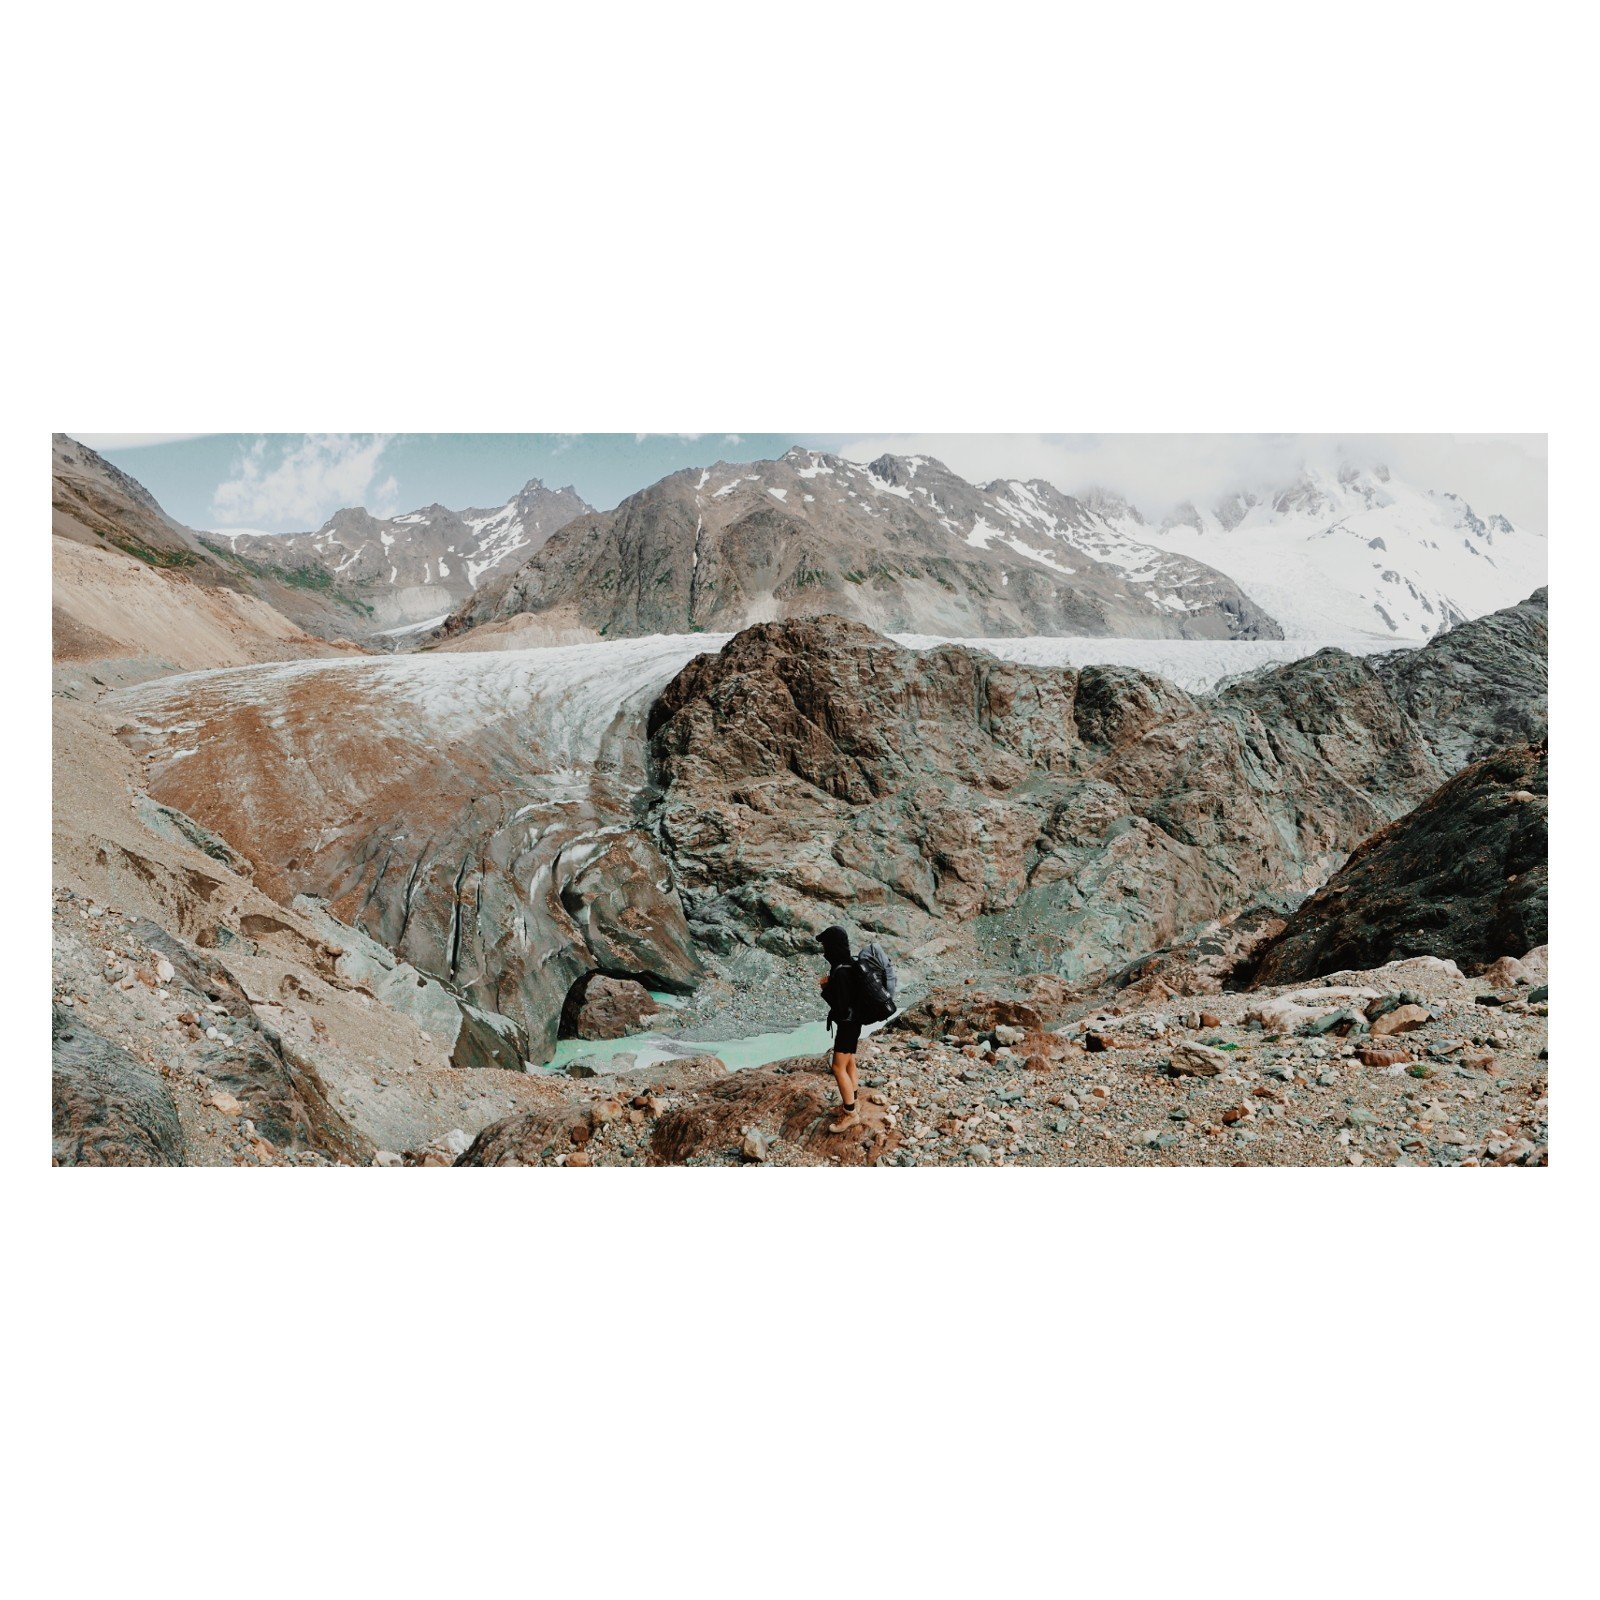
[52,1006,187,1166]
[454,1054,730,1165]
[1241,742,1548,985]
[1370,587,1548,770]
[646,1063,901,1166]
[1099,905,1291,1001]
[438,450,1281,647]
[646,596,1546,983]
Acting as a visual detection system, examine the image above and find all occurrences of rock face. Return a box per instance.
[562,975,660,1040]
[52,1006,187,1166]
[291,896,528,1071]
[438,449,1282,648]
[1373,587,1548,771]
[132,923,371,1160]
[107,588,1544,1071]
[645,595,1546,981]
[111,640,707,1064]
[1242,742,1548,985]
[214,480,590,634]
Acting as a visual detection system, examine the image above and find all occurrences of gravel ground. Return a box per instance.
[536,954,1549,1168]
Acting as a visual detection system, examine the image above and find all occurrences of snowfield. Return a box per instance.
[1136,465,1546,641]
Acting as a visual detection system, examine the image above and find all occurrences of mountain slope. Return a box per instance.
[213,479,590,632]
[51,435,360,678]
[437,450,1282,648]
[1138,463,1545,641]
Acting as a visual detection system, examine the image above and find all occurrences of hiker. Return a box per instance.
[817,924,897,1133]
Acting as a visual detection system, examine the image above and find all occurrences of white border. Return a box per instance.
[7,3,1587,1595]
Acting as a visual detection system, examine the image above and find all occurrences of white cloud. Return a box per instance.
[211,434,396,528]
[833,434,1548,534]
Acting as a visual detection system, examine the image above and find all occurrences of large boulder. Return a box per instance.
[1242,742,1547,985]
[53,1007,186,1166]
[562,975,659,1040]
[891,973,1075,1038]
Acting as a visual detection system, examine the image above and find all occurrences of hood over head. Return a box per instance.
[817,925,851,965]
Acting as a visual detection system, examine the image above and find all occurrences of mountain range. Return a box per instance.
[436,449,1283,647]
[214,479,590,633]
[58,436,1543,654]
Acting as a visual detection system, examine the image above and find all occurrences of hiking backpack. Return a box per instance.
[852,943,898,1023]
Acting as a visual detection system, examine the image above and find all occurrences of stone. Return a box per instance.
[740,1129,770,1162]
[1307,1007,1366,1037]
[1170,1041,1229,1077]
[962,1144,994,1165]
[1370,1003,1430,1037]
[209,1091,243,1116]
[373,1150,404,1167]
[993,1024,1027,1046]
[1358,1044,1413,1068]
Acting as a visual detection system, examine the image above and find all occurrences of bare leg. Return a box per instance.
[830,1051,859,1129]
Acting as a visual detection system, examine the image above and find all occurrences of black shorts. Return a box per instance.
[831,1020,862,1054]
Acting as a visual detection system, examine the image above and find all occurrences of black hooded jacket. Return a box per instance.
[818,925,864,1026]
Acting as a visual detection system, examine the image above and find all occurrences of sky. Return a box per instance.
[76,432,1549,535]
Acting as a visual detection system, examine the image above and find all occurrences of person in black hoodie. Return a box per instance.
[817,924,865,1132]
